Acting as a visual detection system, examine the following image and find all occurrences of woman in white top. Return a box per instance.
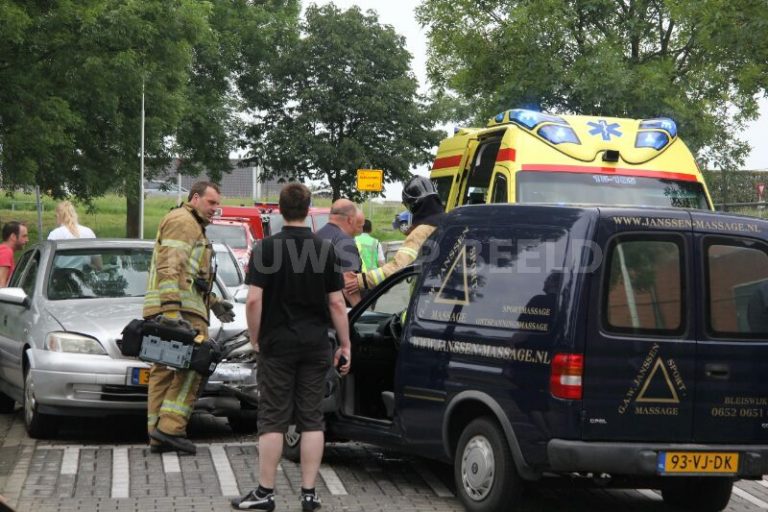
[48,201,96,240]
[48,201,98,272]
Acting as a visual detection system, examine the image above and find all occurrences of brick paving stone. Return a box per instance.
[4,439,768,511]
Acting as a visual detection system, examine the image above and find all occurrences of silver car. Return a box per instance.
[213,242,246,297]
[0,239,257,438]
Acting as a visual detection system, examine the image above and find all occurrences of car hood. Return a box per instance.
[46,298,144,343]
[45,297,249,354]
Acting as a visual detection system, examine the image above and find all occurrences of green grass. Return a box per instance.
[0,192,405,243]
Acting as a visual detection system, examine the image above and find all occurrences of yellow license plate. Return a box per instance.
[130,368,150,386]
[658,452,739,474]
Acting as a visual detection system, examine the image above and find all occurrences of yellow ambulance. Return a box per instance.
[430,109,713,211]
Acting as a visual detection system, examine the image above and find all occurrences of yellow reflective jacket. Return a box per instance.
[143,204,214,322]
[357,224,436,290]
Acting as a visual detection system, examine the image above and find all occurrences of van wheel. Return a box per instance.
[454,417,522,512]
[0,391,15,413]
[661,477,733,511]
[23,367,56,439]
[398,221,410,234]
[283,424,301,462]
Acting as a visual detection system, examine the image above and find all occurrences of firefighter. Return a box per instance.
[143,181,236,454]
[346,176,445,295]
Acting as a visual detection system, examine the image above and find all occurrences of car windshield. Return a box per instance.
[214,247,243,287]
[516,171,710,209]
[47,248,153,300]
[207,224,247,249]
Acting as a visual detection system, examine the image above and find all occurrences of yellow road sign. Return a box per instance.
[356,169,384,192]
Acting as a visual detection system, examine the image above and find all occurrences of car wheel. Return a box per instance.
[0,391,15,413]
[398,221,410,234]
[661,477,733,511]
[23,367,56,439]
[283,424,301,462]
[227,415,257,434]
[454,416,522,512]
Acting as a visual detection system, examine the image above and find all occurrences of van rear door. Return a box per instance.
[691,212,768,443]
[582,210,696,442]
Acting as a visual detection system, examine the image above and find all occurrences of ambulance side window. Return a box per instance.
[432,176,453,206]
[490,173,508,203]
[602,236,684,335]
[463,139,501,205]
[705,237,768,338]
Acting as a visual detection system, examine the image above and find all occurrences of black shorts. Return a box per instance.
[256,347,332,435]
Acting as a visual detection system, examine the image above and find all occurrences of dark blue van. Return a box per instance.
[305,204,768,512]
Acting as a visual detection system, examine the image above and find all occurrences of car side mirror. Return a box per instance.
[234,286,248,304]
[0,287,31,309]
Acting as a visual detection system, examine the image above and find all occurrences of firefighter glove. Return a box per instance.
[212,300,235,323]
[157,312,194,332]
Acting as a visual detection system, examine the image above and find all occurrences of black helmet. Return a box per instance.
[402,176,438,212]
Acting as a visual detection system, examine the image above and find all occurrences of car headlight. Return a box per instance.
[46,332,107,355]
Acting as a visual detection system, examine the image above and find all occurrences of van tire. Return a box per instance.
[0,391,15,413]
[454,416,522,512]
[661,477,733,511]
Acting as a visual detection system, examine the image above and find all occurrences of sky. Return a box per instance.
[304,0,768,200]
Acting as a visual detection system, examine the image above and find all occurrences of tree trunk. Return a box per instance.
[329,172,341,201]
[126,193,140,238]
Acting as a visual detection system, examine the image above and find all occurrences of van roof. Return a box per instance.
[443,204,768,233]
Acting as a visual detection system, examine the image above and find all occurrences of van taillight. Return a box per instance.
[550,353,583,400]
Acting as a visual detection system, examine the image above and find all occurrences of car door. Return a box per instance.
[0,249,41,390]
[691,212,768,443]
[582,210,696,442]
[330,268,418,446]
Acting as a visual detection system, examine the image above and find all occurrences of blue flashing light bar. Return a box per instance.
[640,118,677,138]
[635,131,670,150]
[538,125,581,145]
[508,109,565,129]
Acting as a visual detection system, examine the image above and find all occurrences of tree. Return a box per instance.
[0,1,296,236]
[416,0,768,171]
[242,4,442,201]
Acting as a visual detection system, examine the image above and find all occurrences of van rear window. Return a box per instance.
[603,236,684,335]
[705,237,768,338]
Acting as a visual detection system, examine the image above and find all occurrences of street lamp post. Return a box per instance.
[139,80,145,239]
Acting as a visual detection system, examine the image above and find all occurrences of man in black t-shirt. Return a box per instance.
[232,183,351,512]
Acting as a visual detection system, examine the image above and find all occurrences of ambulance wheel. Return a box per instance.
[23,366,56,439]
[0,391,15,413]
[283,424,301,462]
[454,416,522,512]
[661,477,733,511]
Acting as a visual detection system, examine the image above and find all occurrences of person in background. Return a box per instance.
[353,208,365,237]
[0,221,29,287]
[233,183,351,511]
[355,220,385,273]
[347,176,445,295]
[143,181,235,455]
[47,201,96,240]
[316,199,364,305]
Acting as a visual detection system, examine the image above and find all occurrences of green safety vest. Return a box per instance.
[355,233,380,273]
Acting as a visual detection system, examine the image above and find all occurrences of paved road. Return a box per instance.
[2,410,768,512]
